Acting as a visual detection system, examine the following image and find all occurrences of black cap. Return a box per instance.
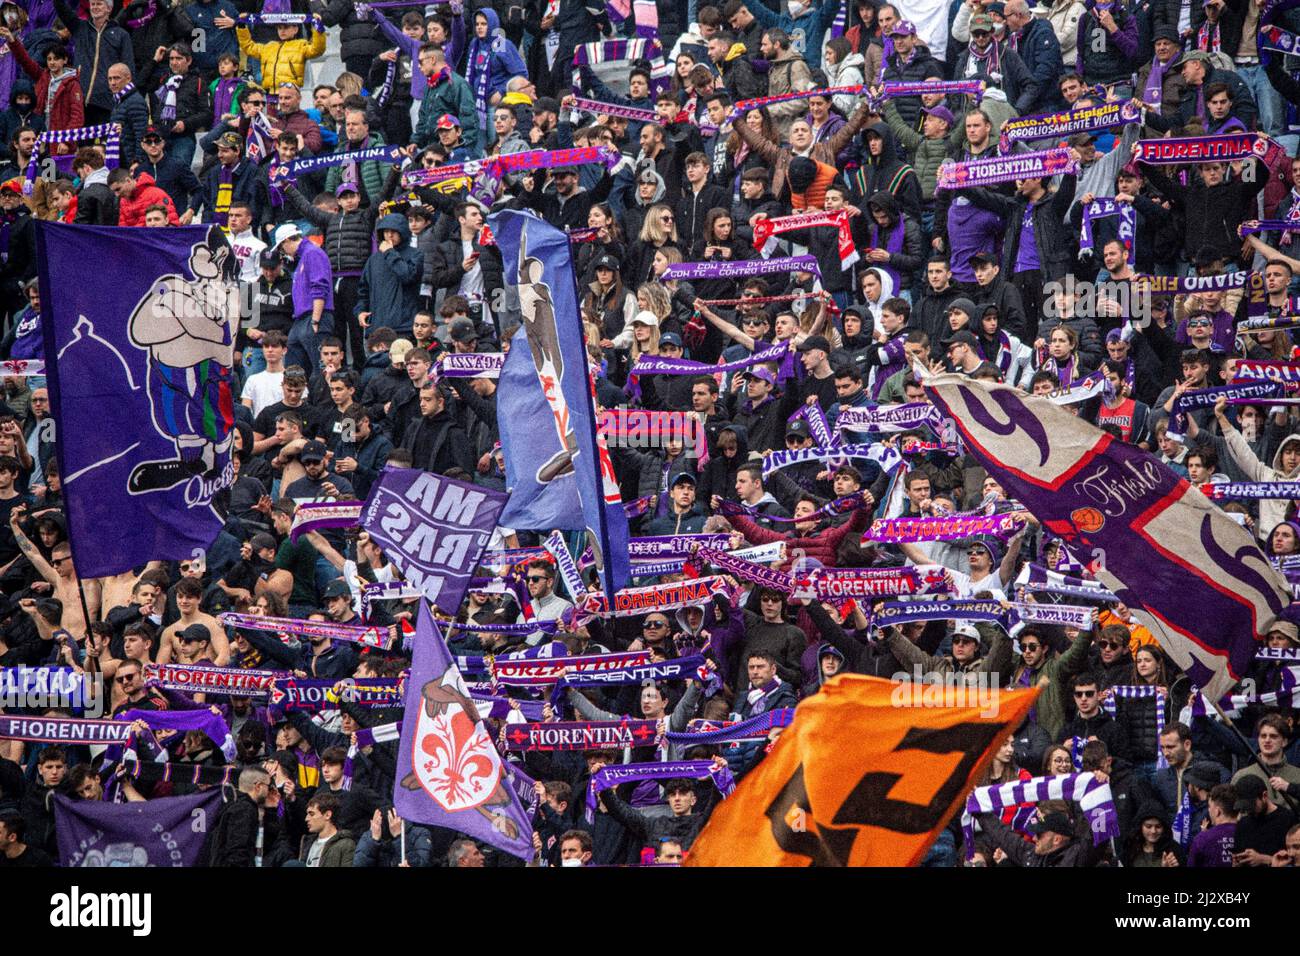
[786,419,811,439]
[1182,764,1221,790]
[1033,811,1074,837]
[659,331,683,348]
[670,472,696,487]
[534,96,560,114]
[1234,774,1267,811]
[259,249,282,269]
[594,254,620,271]
[797,335,832,353]
[449,318,478,343]
[944,330,979,349]
[300,440,327,463]
[322,579,352,599]
[1152,24,1180,44]
[968,251,998,268]
[178,623,211,643]
[141,125,164,141]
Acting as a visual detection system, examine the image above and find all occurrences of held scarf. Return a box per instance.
[1134,132,1271,164]
[1133,271,1249,293]
[660,254,821,281]
[962,772,1119,858]
[695,546,795,594]
[1008,602,1095,629]
[585,759,734,822]
[118,708,237,761]
[999,101,1141,148]
[1199,481,1300,499]
[288,501,363,540]
[1233,360,1300,384]
[836,402,947,433]
[869,598,1007,628]
[236,12,324,30]
[0,715,133,743]
[24,123,122,195]
[580,579,733,617]
[599,408,709,464]
[1260,23,1300,55]
[552,655,709,688]
[458,650,651,681]
[1079,199,1136,264]
[0,359,44,377]
[544,530,588,601]
[474,695,547,721]
[667,708,795,744]
[444,619,560,636]
[287,144,408,178]
[570,38,671,98]
[479,546,548,567]
[1256,647,1300,660]
[788,403,835,448]
[143,663,284,695]
[629,339,793,378]
[342,721,402,790]
[1102,685,1167,769]
[789,566,953,600]
[1240,220,1300,235]
[268,677,403,711]
[1015,563,1121,603]
[935,147,1079,190]
[752,210,859,270]
[604,0,660,40]
[629,534,734,559]
[359,581,421,621]
[502,718,664,751]
[867,512,1024,544]
[434,352,504,377]
[760,442,903,477]
[569,97,658,122]
[1166,381,1291,439]
[219,612,388,648]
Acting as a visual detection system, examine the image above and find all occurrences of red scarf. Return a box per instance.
[752,209,859,270]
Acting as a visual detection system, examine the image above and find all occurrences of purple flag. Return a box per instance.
[490,210,629,595]
[36,223,240,578]
[360,467,508,614]
[924,373,1287,699]
[393,602,534,860]
[54,789,224,867]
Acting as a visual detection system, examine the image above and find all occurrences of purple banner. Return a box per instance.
[630,339,792,378]
[659,255,820,282]
[1135,132,1270,165]
[394,603,534,860]
[1000,101,1140,147]
[502,719,662,751]
[37,224,240,578]
[936,148,1078,191]
[361,467,508,614]
[54,789,224,867]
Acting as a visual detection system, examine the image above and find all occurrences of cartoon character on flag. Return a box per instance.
[126,228,239,495]
[516,222,578,483]
[400,653,521,836]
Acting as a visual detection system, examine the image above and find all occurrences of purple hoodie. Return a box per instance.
[947,197,1004,284]
[292,240,334,317]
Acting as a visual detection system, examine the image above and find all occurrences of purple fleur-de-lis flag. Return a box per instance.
[36,223,240,578]
[923,372,1287,701]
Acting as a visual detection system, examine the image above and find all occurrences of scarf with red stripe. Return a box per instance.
[752,209,858,270]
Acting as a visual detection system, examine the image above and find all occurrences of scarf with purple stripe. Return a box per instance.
[788,402,835,447]
[695,546,795,594]
[435,352,504,378]
[219,612,387,648]
[570,96,657,122]
[836,401,946,433]
[237,12,324,30]
[463,650,653,684]
[1200,481,1300,500]
[629,339,793,379]
[1000,101,1141,148]
[359,581,420,621]
[544,530,587,600]
[580,576,734,616]
[1166,381,1291,440]
[1102,685,1167,768]
[550,655,709,687]
[342,721,402,789]
[1008,602,1094,629]
[212,77,241,125]
[936,147,1079,190]
[289,501,363,540]
[789,565,952,600]
[870,597,1006,628]
[570,39,670,97]
[143,662,284,695]
[1241,220,1300,235]
[629,534,733,559]
[287,143,407,179]
[25,123,121,196]
[118,708,237,761]
[962,771,1119,858]
[503,718,664,751]
[1016,564,1119,603]
[667,708,794,744]
[1135,132,1270,165]
[585,759,734,822]
[0,715,133,744]
[1080,198,1136,264]
[660,254,820,282]
[479,546,548,567]
[269,677,404,711]
[760,442,901,477]
[867,512,1023,543]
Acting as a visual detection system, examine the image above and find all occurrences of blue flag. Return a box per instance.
[489,210,629,595]
[54,788,224,866]
[36,223,240,578]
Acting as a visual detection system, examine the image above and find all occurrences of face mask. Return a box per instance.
[788,0,807,15]
[560,857,583,867]
[993,22,1005,35]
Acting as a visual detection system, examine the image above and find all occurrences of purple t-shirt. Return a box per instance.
[1187,822,1236,867]
[1014,204,1041,274]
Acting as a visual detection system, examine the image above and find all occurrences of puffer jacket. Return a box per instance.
[880,45,944,128]
[283,182,378,275]
[236,28,327,90]
[321,0,386,62]
[356,213,424,335]
[117,172,179,226]
[1220,430,1300,540]
[882,99,948,201]
[1010,631,1093,739]
[1114,677,1188,767]
[726,503,873,570]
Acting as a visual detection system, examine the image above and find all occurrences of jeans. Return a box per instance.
[167,134,197,171]
[287,310,334,375]
[243,347,266,375]
[1234,64,1285,138]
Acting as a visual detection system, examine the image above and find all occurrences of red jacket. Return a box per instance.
[727,502,872,569]
[11,39,84,136]
[117,172,179,226]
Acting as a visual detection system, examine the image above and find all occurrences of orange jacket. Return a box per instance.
[1098,608,1158,654]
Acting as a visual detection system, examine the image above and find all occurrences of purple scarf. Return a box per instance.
[585,759,734,822]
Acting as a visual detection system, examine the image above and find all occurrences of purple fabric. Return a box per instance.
[1014,204,1041,273]
[1135,133,1263,164]
[360,467,508,614]
[871,597,1007,627]
[393,604,535,860]
[631,339,791,377]
[119,707,236,759]
[54,789,224,866]
[659,255,820,281]
[291,240,334,316]
[947,199,1005,284]
[502,719,662,750]
[936,148,1078,190]
[585,759,733,821]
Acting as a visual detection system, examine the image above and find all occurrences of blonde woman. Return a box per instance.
[625,202,681,285]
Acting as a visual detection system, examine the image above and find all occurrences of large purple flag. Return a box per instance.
[924,373,1287,699]
[36,223,240,578]
[489,210,630,595]
[360,467,508,614]
[393,601,534,860]
[53,788,224,866]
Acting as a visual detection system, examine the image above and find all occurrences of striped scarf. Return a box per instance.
[962,771,1119,858]
[24,123,121,195]
[342,722,402,789]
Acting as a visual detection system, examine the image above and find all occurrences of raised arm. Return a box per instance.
[9,504,56,584]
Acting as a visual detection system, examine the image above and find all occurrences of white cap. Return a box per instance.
[271,223,302,249]
[952,622,982,643]
[631,310,659,327]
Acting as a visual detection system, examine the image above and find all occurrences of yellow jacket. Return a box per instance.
[236,28,326,90]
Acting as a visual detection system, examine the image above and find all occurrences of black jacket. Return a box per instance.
[1139,157,1268,263]
[109,89,152,167]
[674,182,731,249]
[74,177,119,225]
[399,408,475,475]
[427,234,505,303]
[965,174,1079,282]
[284,184,378,274]
[146,66,212,139]
[208,791,281,866]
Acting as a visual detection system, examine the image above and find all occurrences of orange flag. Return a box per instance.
[685,674,1040,867]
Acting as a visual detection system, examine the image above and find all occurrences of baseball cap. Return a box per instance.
[970,12,995,31]
[258,249,282,269]
[924,105,955,126]
[947,297,978,318]
[390,338,414,365]
[300,440,327,463]
[888,18,917,35]
[797,334,832,353]
[551,165,579,177]
[436,113,461,130]
[271,222,302,249]
[1067,131,1096,148]
[0,179,22,196]
[1233,775,1267,812]
[141,125,164,142]
[322,579,352,599]
[179,623,211,643]
[966,534,1003,562]
[1182,764,1222,790]
[449,318,478,343]
[335,181,359,196]
[743,366,776,385]
[660,332,683,348]
[216,131,242,150]
[1174,49,1211,68]
[594,254,620,271]
[670,472,696,487]
[952,622,982,643]
[786,419,811,439]
[1033,811,1074,837]
[631,310,659,327]
[945,330,979,351]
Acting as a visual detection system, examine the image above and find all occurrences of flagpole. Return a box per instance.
[1206,695,1300,814]
[399,819,406,866]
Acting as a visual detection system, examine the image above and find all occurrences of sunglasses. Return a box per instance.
[116,674,138,684]
[971,29,991,37]
[1074,689,1096,698]
[1021,643,1041,652]
[526,575,549,584]
[142,137,164,145]
[246,99,266,106]
[1098,641,1122,650]
[643,620,668,628]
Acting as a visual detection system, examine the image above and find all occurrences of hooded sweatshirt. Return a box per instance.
[1220,429,1300,541]
[847,121,923,221]
[356,213,424,335]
